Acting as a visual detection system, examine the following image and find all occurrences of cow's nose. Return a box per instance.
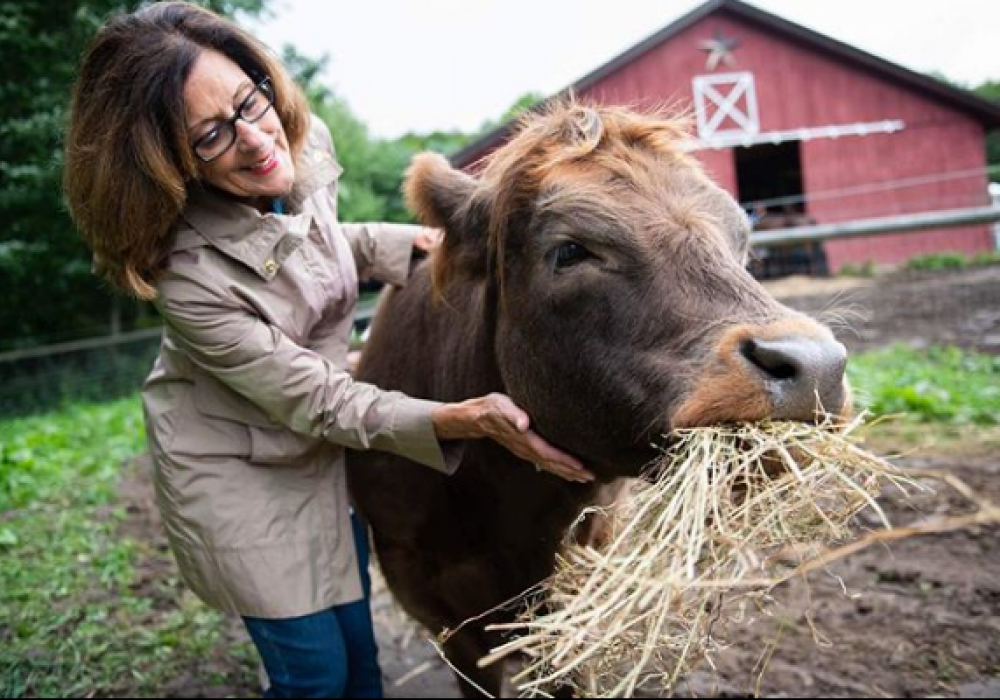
[740,336,848,420]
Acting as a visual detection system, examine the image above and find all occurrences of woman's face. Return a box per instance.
[184,50,295,204]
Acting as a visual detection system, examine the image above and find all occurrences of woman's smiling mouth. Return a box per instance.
[247,152,278,176]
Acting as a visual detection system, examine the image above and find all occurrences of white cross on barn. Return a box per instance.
[691,72,760,142]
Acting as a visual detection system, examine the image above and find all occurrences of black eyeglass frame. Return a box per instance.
[191,77,274,163]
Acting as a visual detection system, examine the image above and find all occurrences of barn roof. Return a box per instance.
[451,0,1000,169]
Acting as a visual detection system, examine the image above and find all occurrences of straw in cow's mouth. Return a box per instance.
[463,415,1000,698]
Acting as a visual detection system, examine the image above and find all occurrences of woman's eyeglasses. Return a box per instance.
[192,77,274,163]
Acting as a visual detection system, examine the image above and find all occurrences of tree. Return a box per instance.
[1,3,540,352]
[473,91,545,137]
[314,92,544,226]
[0,0,265,351]
[930,73,1000,174]
[972,80,1000,172]
[288,47,477,226]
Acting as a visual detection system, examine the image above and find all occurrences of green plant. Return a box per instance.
[0,397,256,697]
[905,253,970,272]
[970,251,1000,267]
[848,344,1000,425]
[838,260,877,277]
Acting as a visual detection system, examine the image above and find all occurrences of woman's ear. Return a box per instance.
[405,153,491,293]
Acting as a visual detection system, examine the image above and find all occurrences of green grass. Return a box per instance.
[838,260,877,278]
[0,397,255,698]
[0,398,146,513]
[2,344,997,695]
[848,344,1000,425]
[905,251,1000,272]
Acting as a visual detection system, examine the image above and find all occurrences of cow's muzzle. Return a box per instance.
[739,335,847,421]
[672,318,851,427]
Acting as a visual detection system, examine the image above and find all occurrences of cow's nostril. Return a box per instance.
[738,335,848,420]
[740,339,800,381]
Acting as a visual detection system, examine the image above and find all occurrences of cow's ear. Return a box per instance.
[405,153,490,292]
[405,153,476,229]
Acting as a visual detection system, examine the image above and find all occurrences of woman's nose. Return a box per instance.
[234,119,270,152]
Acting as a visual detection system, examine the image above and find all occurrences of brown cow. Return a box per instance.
[345,101,848,697]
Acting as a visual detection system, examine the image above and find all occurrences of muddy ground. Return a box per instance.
[123,265,1000,698]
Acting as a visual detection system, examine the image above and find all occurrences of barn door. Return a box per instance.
[736,142,828,278]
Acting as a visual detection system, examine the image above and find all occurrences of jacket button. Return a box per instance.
[264,259,278,275]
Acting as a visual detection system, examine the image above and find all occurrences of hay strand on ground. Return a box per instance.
[472,416,1000,698]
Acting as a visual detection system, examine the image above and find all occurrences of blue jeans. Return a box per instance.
[243,514,384,698]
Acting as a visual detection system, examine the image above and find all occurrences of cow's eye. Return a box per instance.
[554,241,590,270]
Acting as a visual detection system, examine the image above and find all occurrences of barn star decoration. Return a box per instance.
[700,31,740,71]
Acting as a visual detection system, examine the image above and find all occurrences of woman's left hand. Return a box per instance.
[414,227,444,254]
[432,394,596,484]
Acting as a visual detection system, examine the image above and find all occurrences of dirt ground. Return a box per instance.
[121,265,1000,698]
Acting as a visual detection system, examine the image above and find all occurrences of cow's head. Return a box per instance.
[407,101,849,478]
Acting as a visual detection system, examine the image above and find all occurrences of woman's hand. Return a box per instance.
[414,227,444,254]
[433,394,595,484]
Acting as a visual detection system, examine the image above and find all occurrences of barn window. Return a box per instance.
[692,72,759,142]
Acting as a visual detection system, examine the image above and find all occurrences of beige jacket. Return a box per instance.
[142,118,455,618]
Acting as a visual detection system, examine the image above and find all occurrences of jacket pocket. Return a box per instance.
[193,375,322,466]
[193,374,279,428]
[248,425,323,466]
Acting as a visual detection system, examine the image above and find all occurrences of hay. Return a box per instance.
[467,415,1000,698]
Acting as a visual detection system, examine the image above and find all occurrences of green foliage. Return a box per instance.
[0,0,266,353]
[281,45,333,104]
[0,397,256,697]
[396,129,478,158]
[279,45,423,224]
[475,91,546,136]
[848,345,1000,425]
[296,63,537,225]
[0,330,161,422]
[906,252,971,271]
[0,0,123,350]
[0,397,145,510]
[972,80,1000,169]
[971,251,1000,266]
[313,97,416,223]
[2,0,531,353]
[303,73,530,225]
[906,251,1000,271]
[838,260,877,277]
[928,75,998,170]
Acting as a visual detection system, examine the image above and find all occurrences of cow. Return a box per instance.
[345,101,848,698]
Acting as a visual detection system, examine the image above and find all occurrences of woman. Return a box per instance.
[64,3,593,697]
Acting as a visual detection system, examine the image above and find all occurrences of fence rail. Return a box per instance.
[0,305,379,419]
[751,205,1000,247]
[2,207,998,419]
[0,327,164,364]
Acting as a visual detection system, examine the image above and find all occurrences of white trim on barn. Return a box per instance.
[683,119,906,151]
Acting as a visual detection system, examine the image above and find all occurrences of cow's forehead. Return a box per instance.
[530,154,745,250]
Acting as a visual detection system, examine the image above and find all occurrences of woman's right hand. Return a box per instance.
[432,394,595,484]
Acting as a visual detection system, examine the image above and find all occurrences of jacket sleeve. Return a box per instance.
[310,116,427,287]
[339,222,428,286]
[156,270,459,474]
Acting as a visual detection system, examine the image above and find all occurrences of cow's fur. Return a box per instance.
[346,101,846,697]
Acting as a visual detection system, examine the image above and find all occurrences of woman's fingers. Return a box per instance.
[479,393,596,483]
[522,430,595,483]
[522,429,586,471]
[490,394,530,433]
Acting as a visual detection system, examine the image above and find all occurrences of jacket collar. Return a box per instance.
[176,143,341,280]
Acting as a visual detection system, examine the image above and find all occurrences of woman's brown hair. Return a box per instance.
[64,1,311,299]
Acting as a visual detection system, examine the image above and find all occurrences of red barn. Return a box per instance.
[452,0,1000,274]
